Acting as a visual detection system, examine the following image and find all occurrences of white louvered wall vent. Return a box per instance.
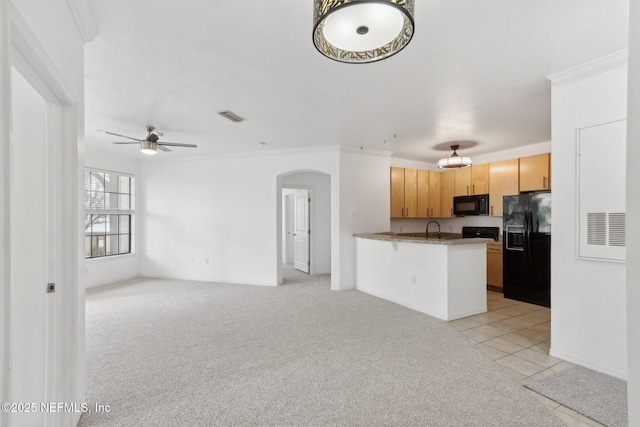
[577,120,626,262]
[586,212,625,247]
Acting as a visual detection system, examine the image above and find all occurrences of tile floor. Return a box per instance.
[450,290,605,427]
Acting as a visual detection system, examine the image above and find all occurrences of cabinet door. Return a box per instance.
[486,245,503,289]
[404,168,418,218]
[390,167,405,218]
[489,159,519,216]
[454,167,471,196]
[471,164,489,194]
[519,153,550,192]
[428,171,441,217]
[416,170,430,218]
[440,170,455,217]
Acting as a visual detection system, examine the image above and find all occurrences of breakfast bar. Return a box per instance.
[354,233,491,321]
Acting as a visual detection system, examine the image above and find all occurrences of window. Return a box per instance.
[84,169,135,258]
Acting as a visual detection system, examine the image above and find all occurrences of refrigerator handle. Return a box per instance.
[523,211,529,263]
[527,211,533,263]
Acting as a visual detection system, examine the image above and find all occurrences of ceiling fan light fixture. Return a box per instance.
[140,140,157,156]
[438,145,472,169]
[313,0,415,64]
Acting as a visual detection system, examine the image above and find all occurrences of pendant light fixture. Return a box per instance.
[313,0,415,64]
[438,145,472,169]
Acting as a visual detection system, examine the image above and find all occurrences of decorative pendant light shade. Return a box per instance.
[438,145,472,169]
[313,0,415,64]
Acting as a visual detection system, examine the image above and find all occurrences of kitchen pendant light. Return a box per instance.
[438,145,472,169]
[313,0,415,64]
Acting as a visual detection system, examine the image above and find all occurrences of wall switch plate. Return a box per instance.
[47,283,55,293]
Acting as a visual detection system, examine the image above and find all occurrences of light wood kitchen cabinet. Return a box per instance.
[471,164,489,194]
[428,171,441,217]
[454,165,489,196]
[489,159,519,216]
[486,243,503,291]
[390,167,405,218]
[519,153,550,192]
[417,170,430,218]
[454,167,471,196]
[390,167,418,218]
[440,170,455,217]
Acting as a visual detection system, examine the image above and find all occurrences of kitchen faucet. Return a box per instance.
[426,221,441,239]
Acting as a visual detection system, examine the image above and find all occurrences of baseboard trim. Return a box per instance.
[549,347,628,381]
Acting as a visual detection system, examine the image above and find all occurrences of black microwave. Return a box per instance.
[453,194,489,216]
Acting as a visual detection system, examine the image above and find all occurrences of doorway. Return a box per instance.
[283,188,311,274]
[279,171,331,285]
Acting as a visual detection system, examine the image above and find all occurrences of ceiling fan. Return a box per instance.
[98,125,197,155]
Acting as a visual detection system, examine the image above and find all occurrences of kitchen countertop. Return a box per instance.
[354,232,494,245]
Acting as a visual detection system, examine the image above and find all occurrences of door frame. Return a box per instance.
[2,4,83,426]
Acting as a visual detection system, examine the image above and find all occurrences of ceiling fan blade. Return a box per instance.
[111,141,141,145]
[98,129,142,142]
[157,142,198,148]
[157,145,172,152]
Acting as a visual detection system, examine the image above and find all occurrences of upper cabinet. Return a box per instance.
[428,171,441,218]
[470,164,489,195]
[454,165,489,196]
[454,168,471,196]
[417,170,430,218]
[489,159,519,216]
[390,167,418,218]
[440,170,455,218]
[519,153,551,192]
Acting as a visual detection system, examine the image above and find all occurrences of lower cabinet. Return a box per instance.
[486,243,503,291]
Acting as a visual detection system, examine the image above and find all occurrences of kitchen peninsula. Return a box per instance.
[354,233,491,321]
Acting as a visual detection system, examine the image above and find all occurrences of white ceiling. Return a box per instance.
[84,0,629,163]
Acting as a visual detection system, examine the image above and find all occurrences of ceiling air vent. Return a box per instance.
[218,111,245,123]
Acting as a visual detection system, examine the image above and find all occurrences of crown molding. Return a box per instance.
[548,49,628,87]
[65,0,98,43]
[339,145,393,158]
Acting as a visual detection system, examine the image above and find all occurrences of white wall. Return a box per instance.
[140,146,389,290]
[626,1,640,422]
[549,53,628,379]
[282,172,331,274]
[338,150,391,288]
[85,150,141,287]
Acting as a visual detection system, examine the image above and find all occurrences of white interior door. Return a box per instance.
[10,67,55,426]
[293,189,310,273]
[282,193,295,264]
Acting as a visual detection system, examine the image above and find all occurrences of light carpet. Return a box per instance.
[525,365,628,427]
[80,277,563,426]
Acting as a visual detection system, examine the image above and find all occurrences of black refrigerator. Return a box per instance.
[503,192,551,307]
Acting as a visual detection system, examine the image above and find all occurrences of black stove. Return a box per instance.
[461,226,500,241]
